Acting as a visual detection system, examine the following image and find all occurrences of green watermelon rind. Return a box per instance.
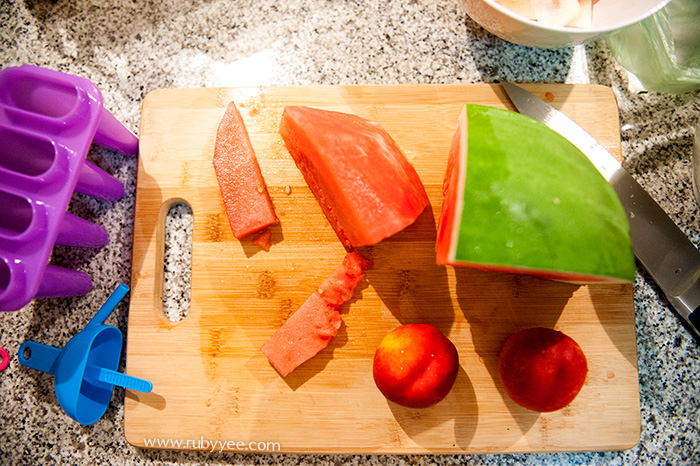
[444,104,636,284]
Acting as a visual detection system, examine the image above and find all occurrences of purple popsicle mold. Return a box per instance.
[0,65,138,312]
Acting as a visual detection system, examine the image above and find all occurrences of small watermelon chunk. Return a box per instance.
[252,228,273,251]
[213,101,278,239]
[261,250,373,377]
[279,106,430,248]
[436,104,635,284]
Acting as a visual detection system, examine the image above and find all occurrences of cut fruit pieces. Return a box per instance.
[213,101,278,239]
[261,250,373,377]
[279,106,429,248]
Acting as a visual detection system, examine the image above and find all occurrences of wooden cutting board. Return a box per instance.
[125,84,640,454]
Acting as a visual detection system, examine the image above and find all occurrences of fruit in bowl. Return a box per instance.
[494,0,592,28]
[498,327,588,412]
[373,324,459,409]
[457,0,671,48]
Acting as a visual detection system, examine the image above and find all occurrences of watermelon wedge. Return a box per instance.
[261,250,373,377]
[279,106,430,248]
[213,101,278,239]
[436,104,635,284]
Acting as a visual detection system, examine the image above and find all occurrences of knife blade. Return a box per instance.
[502,82,700,339]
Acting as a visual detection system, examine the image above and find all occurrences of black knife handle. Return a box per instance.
[667,289,700,340]
[689,308,700,338]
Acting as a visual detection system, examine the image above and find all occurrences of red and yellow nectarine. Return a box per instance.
[373,324,459,409]
[498,327,588,412]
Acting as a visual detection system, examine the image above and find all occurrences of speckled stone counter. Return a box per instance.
[1,1,698,465]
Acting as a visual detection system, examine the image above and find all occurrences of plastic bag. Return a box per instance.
[606,0,700,94]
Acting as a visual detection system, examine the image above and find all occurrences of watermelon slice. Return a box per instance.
[279,106,430,248]
[436,104,635,284]
[261,250,373,377]
[213,101,278,239]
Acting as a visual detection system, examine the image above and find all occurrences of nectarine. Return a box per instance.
[498,327,588,412]
[373,324,459,409]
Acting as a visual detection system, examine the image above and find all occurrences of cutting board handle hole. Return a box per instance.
[161,201,193,323]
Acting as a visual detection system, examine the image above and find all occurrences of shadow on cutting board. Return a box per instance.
[366,205,456,333]
[388,366,478,452]
[588,282,638,368]
[125,388,167,411]
[455,268,577,439]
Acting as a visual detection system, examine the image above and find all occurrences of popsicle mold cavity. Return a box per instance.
[0,190,33,236]
[0,260,10,292]
[0,73,79,118]
[0,127,56,176]
[0,65,139,311]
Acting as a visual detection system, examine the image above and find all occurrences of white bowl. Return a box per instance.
[458,0,671,48]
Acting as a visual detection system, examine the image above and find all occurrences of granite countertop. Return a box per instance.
[1,0,699,465]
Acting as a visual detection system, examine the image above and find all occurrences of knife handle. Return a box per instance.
[689,309,700,338]
[668,293,700,339]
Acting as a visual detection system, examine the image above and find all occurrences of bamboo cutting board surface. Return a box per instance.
[125,84,640,454]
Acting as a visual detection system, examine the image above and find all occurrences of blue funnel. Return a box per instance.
[18,284,152,425]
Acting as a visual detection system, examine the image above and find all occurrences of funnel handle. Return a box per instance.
[85,365,153,393]
[17,341,61,375]
[87,283,130,328]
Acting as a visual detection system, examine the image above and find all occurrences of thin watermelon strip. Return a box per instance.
[436,104,635,284]
[213,101,278,239]
[261,250,373,377]
[279,106,429,248]
[252,228,272,252]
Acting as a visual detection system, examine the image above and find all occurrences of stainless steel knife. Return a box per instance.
[502,82,700,339]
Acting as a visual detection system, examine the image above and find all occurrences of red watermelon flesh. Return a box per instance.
[261,293,342,377]
[279,106,429,248]
[213,101,278,239]
[261,250,373,377]
[252,228,272,251]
